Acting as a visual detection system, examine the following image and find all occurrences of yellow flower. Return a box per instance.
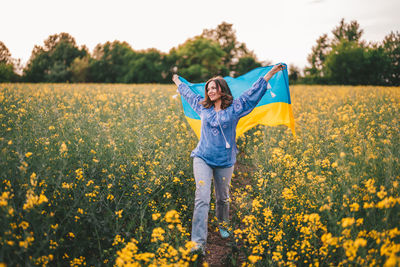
[19,240,28,249]
[151,227,165,242]
[25,152,33,158]
[30,172,37,186]
[354,238,367,248]
[115,210,123,218]
[112,235,125,246]
[152,213,161,221]
[321,233,338,246]
[364,179,376,194]
[287,250,298,261]
[23,190,48,210]
[319,204,331,211]
[363,202,374,209]
[273,230,284,242]
[384,254,400,267]
[376,197,397,209]
[59,142,68,154]
[272,251,282,261]
[282,187,295,200]
[248,255,262,264]
[165,210,180,223]
[263,207,272,219]
[343,239,357,261]
[62,182,72,189]
[304,213,320,224]
[251,199,262,212]
[0,192,10,207]
[19,221,29,230]
[377,187,387,199]
[349,202,359,212]
[115,238,139,266]
[341,217,355,228]
[134,252,154,262]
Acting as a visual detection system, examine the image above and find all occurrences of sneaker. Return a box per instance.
[219,226,230,239]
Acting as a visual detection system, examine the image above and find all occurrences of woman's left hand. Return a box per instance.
[270,63,286,75]
[263,63,286,82]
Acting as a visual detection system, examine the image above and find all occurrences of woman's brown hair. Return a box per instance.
[201,76,233,109]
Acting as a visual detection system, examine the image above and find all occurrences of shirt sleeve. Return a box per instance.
[178,82,203,115]
[232,77,271,119]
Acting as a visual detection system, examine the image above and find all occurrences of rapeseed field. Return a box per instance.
[0,83,399,266]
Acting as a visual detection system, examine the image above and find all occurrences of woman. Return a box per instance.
[172,63,285,254]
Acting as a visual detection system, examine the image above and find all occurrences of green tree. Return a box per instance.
[382,31,400,85]
[304,34,330,83]
[0,41,12,64]
[233,54,262,77]
[288,64,301,84]
[331,18,364,44]
[123,48,166,83]
[323,40,388,85]
[24,33,87,82]
[69,56,90,83]
[0,63,15,82]
[201,22,261,76]
[324,40,367,84]
[303,18,387,85]
[170,36,226,82]
[88,41,136,83]
[364,43,387,85]
[0,41,17,82]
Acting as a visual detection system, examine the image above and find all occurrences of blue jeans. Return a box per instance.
[191,157,234,248]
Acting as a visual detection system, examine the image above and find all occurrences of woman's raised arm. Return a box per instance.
[233,63,286,119]
[173,74,203,114]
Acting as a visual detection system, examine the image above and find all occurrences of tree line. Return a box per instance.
[1,20,399,85]
[300,19,399,86]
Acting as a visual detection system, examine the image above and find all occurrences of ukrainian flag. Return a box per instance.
[179,64,296,138]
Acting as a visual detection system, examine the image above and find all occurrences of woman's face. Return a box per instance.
[207,81,222,102]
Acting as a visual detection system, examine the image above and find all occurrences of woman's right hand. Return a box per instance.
[172,74,181,86]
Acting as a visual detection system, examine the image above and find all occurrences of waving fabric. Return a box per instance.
[178,64,296,138]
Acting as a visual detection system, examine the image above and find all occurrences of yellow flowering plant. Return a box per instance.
[0,83,399,266]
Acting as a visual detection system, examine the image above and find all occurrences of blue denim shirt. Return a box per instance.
[178,77,270,168]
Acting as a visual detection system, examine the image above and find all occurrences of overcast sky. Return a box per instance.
[1,0,399,70]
